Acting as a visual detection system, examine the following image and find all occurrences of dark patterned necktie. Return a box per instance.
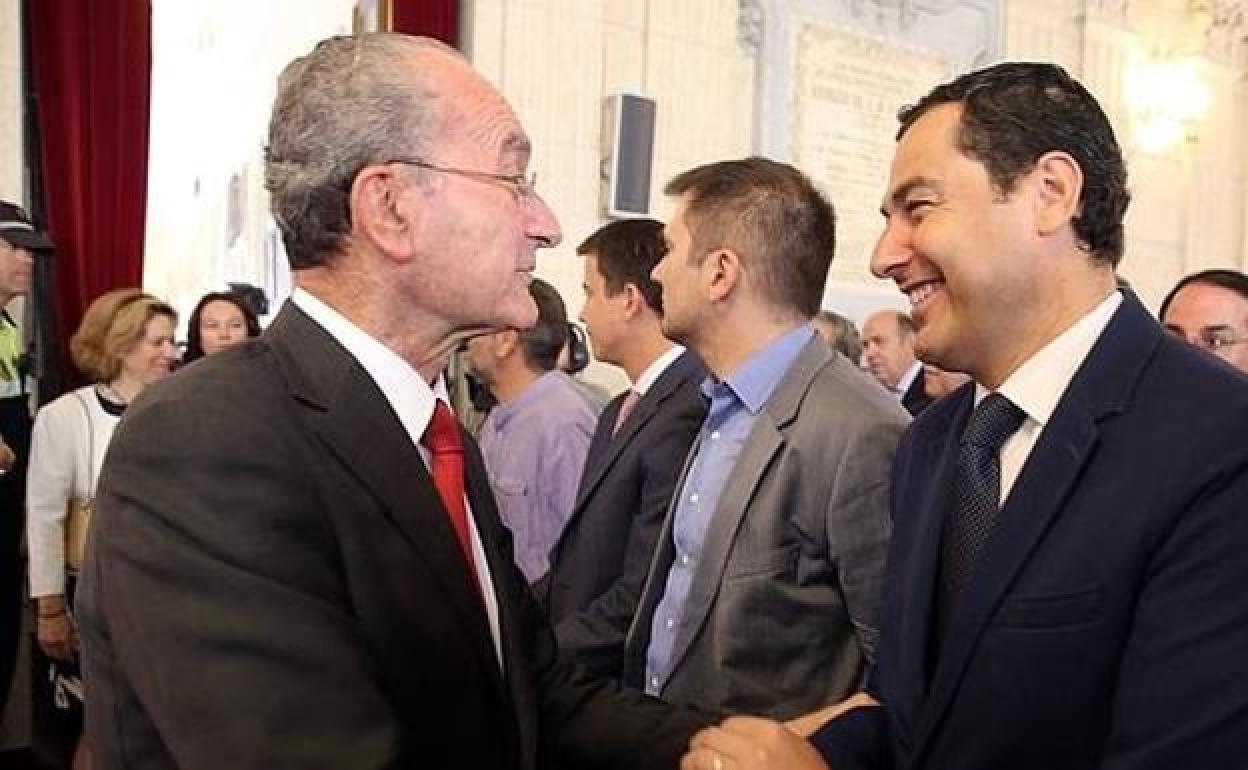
[937,393,1026,631]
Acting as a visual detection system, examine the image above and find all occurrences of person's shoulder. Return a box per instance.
[1130,334,1248,440]
[35,385,96,421]
[808,351,910,427]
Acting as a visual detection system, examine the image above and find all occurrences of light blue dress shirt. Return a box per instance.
[643,324,814,695]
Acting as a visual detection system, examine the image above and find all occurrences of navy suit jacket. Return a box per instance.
[538,350,707,676]
[814,294,1248,770]
[900,368,933,416]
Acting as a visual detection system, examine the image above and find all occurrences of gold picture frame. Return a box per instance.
[353,0,393,34]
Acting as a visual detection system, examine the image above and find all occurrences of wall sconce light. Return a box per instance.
[1123,54,1211,154]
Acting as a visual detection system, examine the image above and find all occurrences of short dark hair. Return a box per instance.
[520,278,569,372]
[1159,269,1248,321]
[184,291,263,363]
[898,61,1130,266]
[577,218,666,314]
[664,157,836,318]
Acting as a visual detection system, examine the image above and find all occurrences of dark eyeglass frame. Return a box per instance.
[385,157,538,201]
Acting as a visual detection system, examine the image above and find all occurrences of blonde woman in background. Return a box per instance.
[26,288,177,769]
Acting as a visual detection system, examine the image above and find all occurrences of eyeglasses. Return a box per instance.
[385,157,538,202]
[1167,327,1248,353]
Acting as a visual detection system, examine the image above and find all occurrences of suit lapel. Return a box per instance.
[890,391,968,726]
[269,305,504,697]
[913,295,1159,759]
[571,352,699,514]
[572,395,623,511]
[660,340,825,679]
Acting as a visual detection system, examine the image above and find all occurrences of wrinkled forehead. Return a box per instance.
[427,53,531,166]
[887,105,964,180]
[1170,283,1248,325]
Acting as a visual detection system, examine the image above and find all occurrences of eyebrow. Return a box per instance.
[500,132,532,162]
[880,176,944,218]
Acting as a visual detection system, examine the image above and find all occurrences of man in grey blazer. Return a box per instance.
[621,158,909,718]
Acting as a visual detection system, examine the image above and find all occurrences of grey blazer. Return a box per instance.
[623,336,909,718]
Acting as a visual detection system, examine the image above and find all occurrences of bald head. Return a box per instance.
[862,309,918,389]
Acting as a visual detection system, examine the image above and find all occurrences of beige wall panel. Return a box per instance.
[0,0,22,202]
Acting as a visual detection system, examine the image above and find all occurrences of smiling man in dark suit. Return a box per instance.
[682,62,1248,770]
[537,218,706,677]
[75,33,710,770]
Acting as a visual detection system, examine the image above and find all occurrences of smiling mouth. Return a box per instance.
[904,280,942,309]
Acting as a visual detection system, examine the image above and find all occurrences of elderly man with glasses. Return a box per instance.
[1160,268,1248,375]
[76,33,711,770]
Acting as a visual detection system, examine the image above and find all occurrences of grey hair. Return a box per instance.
[264,34,458,269]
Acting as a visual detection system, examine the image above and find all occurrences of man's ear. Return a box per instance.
[350,164,413,259]
[620,283,645,320]
[1031,150,1083,237]
[706,248,742,304]
[493,329,520,358]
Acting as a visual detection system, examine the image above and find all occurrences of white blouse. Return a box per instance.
[26,385,122,597]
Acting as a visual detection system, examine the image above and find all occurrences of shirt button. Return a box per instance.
[650,675,660,688]
[690,493,700,504]
[711,431,720,440]
[680,554,690,566]
[665,617,676,629]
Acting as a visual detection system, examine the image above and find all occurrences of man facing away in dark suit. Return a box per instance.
[862,309,931,415]
[536,218,706,676]
[74,34,712,770]
[620,158,908,719]
[682,62,1248,770]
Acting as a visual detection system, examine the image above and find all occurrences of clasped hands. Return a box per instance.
[680,692,877,770]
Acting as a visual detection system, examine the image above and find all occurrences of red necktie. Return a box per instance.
[612,389,641,436]
[422,400,479,585]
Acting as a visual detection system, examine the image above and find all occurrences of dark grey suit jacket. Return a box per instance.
[539,350,707,677]
[76,303,710,770]
[623,337,909,718]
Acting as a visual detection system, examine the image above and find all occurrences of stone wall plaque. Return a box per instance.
[792,19,952,282]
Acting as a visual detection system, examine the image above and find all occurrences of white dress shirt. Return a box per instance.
[980,290,1123,504]
[632,344,685,395]
[292,289,502,664]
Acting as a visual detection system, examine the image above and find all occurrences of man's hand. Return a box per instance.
[785,691,878,737]
[680,716,829,770]
[37,612,76,661]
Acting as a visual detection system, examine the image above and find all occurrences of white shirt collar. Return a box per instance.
[291,288,448,448]
[895,359,923,396]
[977,290,1123,426]
[632,345,685,396]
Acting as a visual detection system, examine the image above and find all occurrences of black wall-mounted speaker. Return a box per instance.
[601,92,657,219]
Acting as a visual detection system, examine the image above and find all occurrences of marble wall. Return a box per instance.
[461,0,1248,352]
[463,0,758,392]
[4,0,1244,381]
[0,0,25,329]
[0,0,22,204]
[142,0,356,335]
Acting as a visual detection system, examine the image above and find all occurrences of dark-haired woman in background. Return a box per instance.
[182,291,260,364]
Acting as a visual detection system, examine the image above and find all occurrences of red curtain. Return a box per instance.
[392,0,458,46]
[28,0,151,380]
